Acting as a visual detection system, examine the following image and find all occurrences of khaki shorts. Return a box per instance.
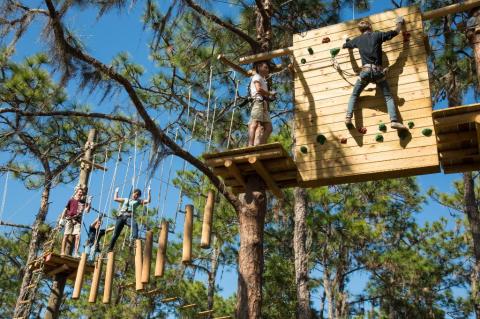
[64,219,81,236]
[249,100,271,123]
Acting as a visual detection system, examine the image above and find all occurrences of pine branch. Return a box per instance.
[182,0,260,52]
[44,0,242,211]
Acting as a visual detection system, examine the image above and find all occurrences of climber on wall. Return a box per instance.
[343,17,407,130]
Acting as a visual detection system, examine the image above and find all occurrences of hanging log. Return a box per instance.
[155,220,169,277]
[201,190,215,249]
[88,254,103,303]
[141,230,153,284]
[182,205,194,264]
[102,251,115,304]
[72,252,87,299]
[135,239,144,291]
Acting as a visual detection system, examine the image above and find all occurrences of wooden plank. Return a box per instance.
[295,87,430,110]
[248,157,284,199]
[295,70,430,98]
[214,157,295,175]
[295,115,434,140]
[443,162,480,174]
[203,142,282,160]
[224,160,247,188]
[198,310,215,316]
[434,112,479,128]
[217,54,252,77]
[296,135,435,162]
[298,154,440,184]
[296,145,438,169]
[293,6,420,42]
[436,130,477,144]
[294,61,429,91]
[422,0,480,21]
[432,103,480,118]
[162,297,179,303]
[439,148,479,160]
[239,47,293,64]
[222,169,297,187]
[294,79,431,104]
[295,104,433,131]
[46,264,70,277]
[178,304,197,310]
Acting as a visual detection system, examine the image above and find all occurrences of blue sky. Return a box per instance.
[0,0,474,316]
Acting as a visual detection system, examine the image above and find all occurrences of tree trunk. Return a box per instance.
[13,184,51,318]
[236,175,267,319]
[293,187,312,319]
[207,238,220,318]
[463,172,480,318]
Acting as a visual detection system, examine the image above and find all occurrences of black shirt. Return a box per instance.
[87,226,106,245]
[343,30,399,66]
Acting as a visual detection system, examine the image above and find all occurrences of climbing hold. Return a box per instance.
[322,37,330,43]
[378,123,387,132]
[340,138,347,144]
[301,58,307,64]
[316,134,326,145]
[422,128,433,137]
[300,146,308,154]
[402,31,411,43]
[358,127,367,134]
[408,121,415,129]
[330,48,340,58]
[375,134,384,142]
[308,47,314,55]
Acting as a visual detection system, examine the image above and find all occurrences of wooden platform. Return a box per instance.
[28,252,94,280]
[203,143,299,198]
[433,103,480,173]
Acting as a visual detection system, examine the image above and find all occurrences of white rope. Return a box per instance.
[160,128,179,221]
[207,98,218,151]
[205,65,213,141]
[120,156,132,198]
[0,171,10,223]
[226,79,239,149]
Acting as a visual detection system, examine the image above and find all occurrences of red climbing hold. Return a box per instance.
[402,31,410,43]
[340,138,347,144]
[322,37,330,43]
[358,127,367,134]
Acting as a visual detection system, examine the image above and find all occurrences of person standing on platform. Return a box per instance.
[60,187,91,257]
[343,17,407,130]
[248,61,277,146]
[107,187,151,252]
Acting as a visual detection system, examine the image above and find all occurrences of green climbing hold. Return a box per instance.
[408,121,415,129]
[317,134,326,145]
[308,47,314,55]
[422,128,433,137]
[301,58,307,64]
[300,146,308,154]
[330,47,340,58]
[375,134,384,142]
[378,123,387,132]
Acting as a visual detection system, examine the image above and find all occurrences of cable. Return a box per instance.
[0,171,9,224]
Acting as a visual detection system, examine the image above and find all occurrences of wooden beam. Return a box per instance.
[439,147,479,160]
[198,310,215,316]
[436,130,477,144]
[213,316,233,319]
[144,288,162,296]
[80,159,108,171]
[423,0,480,21]
[434,113,480,128]
[182,205,194,264]
[476,122,480,155]
[217,54,253,77]
[162,297,179,303]
[178,304,197,310]
[201,190,215,249]
[248,156,284,199]
[443,162,480,174]
[239,47,294,65]
[46,264,70,277]
[224,160,247,188]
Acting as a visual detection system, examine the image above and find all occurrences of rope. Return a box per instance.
[0,171,9,224]
[226,79,239,149]
[160,128,179,224]
[205,65,213,141]
[207,98,218,152]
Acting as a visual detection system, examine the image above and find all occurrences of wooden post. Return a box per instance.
[72,252,87,299]
[201,190,215,249]
[102,251,115,304]
[88,254,103,303]
[182,205,194,264]
[135,239,144,291]
[141,230,153,284]
[45,129,96,319]
[155,220,169,277]
[422,0,480,21]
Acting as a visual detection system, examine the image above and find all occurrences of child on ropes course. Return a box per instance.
[60,187,91,257]
[248,61,277,146]
[343,17,407,130]
[84,216,113,260]
[107,187,151,252]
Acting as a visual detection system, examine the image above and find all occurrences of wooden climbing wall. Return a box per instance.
[293,5,440,187]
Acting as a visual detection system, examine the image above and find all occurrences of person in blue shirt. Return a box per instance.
[107,187,151,252]
[343,17,407,130]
